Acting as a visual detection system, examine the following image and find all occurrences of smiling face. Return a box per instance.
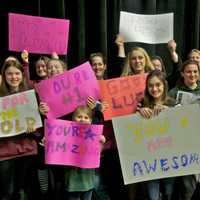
[91,56,106,80]
[47,60,64,78]
[181,63,199,87]
[5,66,23,92]
[147,76,164,102]
[130,50,145,74]
[35,60,47,78]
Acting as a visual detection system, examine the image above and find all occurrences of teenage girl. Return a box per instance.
[139,70,176,200]
[168,60,200,200]
[0,60,37,200]
[39,58,68,200]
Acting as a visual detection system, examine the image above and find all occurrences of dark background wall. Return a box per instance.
[0,0,199,77]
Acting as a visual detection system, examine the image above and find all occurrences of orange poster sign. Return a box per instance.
[99,74,146,120]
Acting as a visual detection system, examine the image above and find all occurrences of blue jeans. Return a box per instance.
[147,178,175,200]
[67,190,93,200]
[93,169,110,200]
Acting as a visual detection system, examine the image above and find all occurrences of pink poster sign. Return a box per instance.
[45,119,103,168]
[9,13,70,55]
[35,62,100,118]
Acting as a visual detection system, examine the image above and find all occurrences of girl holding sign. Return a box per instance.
[115,34,154,200]
[64,105,105,200]
[139,70,175,200]
[168,60,200,102]
[115,34,154,76]
[0,60,37,200]
[38,58,68,200]
[88,53,114,200]
[168,60,200,200]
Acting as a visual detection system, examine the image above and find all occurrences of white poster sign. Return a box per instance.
[119,11,173,44]
[112,104,200,184]
[176,91,200,105]
[0,89,43,137]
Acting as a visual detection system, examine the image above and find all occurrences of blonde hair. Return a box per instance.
[121,47,154,76]
[188,49,200,58]
[72,105,93,121]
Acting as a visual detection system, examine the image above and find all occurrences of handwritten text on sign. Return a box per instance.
[9,13,70,55]
[99,74,146,120]
[119,12,173,44]
[0,90,42,137]
[35,62,100,118]
[112,104,200,184]
[45,119,103,168]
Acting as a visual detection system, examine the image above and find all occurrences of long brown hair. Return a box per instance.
[143,70,174,108]
[0,60,28,96]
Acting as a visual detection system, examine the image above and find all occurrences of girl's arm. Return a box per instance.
[167,40,182,89]
[167,40,179,63]
[115,34,126,58]
[21,50,34,88]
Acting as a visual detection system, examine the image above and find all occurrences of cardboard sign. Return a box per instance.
[120,11,173,44]
[0,90,42,137]
[9,13,70,55]
[45,119,103,168]
[99,74,146,120]
[35,62,100,118]
[112,104,200,184]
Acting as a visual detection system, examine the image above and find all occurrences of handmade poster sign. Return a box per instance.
[0,90,42,137]
[9,13,70,55]
[45,118,103,168]
[99,74,146,120]
[35,61,100,118]
[119,11,173,44]
[112,104,200,184]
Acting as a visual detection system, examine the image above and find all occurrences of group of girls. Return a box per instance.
[0,49,108,200]
[114,34,200,200]
[0,32,200,200]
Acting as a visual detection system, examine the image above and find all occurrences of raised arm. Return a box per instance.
[167,40,179,63]
[21,50,34,88]
[115,34,126,58]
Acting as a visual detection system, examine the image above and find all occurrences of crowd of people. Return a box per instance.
[0,29,200,200]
